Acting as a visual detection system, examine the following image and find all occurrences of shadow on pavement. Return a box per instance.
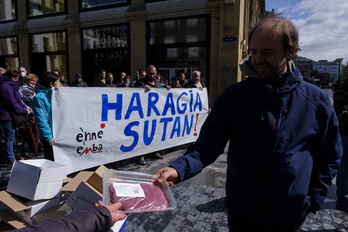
[196,197,227,213]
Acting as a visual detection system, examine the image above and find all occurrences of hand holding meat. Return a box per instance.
[154,167,179,187]
[95,200,127,225]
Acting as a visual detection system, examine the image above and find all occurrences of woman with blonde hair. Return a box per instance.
[19,73,39,109]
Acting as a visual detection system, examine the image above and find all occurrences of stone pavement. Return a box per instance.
[1,144,348,231]
[107,146,229,232]
[107,146,348,232]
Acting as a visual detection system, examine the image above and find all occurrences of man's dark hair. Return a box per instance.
[40,72,60,88]
[5,69,21,79]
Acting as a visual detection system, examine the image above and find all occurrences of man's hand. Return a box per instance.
[95,200,127,225]
[145,85,152,91]
[49,139,55,146]
[154,167,179,187]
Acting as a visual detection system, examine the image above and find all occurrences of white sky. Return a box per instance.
[266,0,348,64]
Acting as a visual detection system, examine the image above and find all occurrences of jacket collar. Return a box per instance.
[239,55,302,93]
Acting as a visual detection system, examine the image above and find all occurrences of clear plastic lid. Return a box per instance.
[103,169,177,213]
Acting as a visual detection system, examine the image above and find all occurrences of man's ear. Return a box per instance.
[288,46,298,59]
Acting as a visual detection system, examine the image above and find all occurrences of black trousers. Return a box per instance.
[228,213,306,232]
[41,139,54,161]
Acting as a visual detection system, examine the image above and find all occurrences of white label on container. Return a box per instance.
[113,183,145,197]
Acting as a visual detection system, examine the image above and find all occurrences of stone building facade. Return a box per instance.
[0,0,265,104]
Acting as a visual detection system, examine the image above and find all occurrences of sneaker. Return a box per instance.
[138,157,148,165]
[336,200,348,213]
[153,152,164,159]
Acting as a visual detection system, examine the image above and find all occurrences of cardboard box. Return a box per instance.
[0,191,60,225]
[61,171,94,192]
[88,165,108,193]
[61,166,107,193]
[0,191,32,225]
[32,205,67,224]
[65,181,103,212]
[7,159,67,201]
[25,198,61,217]
[62,165,107,212]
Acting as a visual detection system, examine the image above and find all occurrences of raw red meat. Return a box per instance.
[108,182,169,212]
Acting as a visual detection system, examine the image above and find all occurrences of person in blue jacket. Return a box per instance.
[155,17,342,231]
[32,72,60,161]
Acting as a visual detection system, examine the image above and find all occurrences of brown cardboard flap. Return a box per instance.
[63,177,72,184]
[0,209,28,229]
[61,171,93,192]
[58,202,72,212]
[0,191,30,212]
[87,165,108,193]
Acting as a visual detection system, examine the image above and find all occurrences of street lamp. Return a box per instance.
[336,58,344,84]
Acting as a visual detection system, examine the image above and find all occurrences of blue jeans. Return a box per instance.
[0,121,16,163]
[337,136,348,202]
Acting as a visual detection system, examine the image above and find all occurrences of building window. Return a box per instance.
[81,0,128,9]
[148,16,209,86]
[0,36,18,69]
[82,26,128,50]
[28,0,66,17]
[81,25,130,85]
[30,31,67,79]
[149,17,207,45]
[0,0,16,22]
[32,31,66,52]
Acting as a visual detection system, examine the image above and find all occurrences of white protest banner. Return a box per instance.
[52,87,209,173]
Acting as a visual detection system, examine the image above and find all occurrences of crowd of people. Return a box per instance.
[0,69,61,165]
[89,67,205,90]
[0,64,206,167]
[2,16,348,232]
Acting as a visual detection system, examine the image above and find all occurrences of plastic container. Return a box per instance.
[103,169,177,213]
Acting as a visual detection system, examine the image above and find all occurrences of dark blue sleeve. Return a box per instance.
[308,97,342,213]
[168,91,231,181]
[169,150,205,181]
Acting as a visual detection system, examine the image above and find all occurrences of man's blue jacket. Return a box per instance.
[169,57,342,229]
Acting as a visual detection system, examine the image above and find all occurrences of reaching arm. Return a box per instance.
[15,202,126,232]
